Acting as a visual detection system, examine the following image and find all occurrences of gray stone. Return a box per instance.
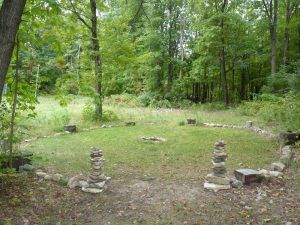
[230,178,243,188]
[205,174,230,185]
[52,173,63,181]
[246,121,253,128]
[44,174,53,180]
[36,171,47,179]
[204,182,231,192]
[271,162,286,172]
[269,171,283,178]
[79,180,89,188]
[68,175,83,189]
[258,169,272,181]
[19,164,35,172]
[82,187,104,194]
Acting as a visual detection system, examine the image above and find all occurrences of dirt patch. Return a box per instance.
[1,174,299,225]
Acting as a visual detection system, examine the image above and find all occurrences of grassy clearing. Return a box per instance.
[22,96,278,181]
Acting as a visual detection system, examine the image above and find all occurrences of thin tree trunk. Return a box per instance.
[271,0,278,74]
[283,0,291,65]
[0,0,27,104]
[9,36,20,168]
[90,0,102,119]
[220,0,229,105]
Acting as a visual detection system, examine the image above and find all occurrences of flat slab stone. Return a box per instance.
[204,182,231,192]
[234,169,262,184]
[205,174,230,185]
[82,187,104,194]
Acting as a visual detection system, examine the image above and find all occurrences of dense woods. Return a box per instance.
[0,0,299,109]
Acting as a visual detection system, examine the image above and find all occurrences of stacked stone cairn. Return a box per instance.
[204,140,231,191]
[82,147,110,193]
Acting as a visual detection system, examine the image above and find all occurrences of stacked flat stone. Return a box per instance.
[82,147,110,193]
[204,140,231,191]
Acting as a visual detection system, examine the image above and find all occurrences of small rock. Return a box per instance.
[78,180,89,188]
[36,171,47,179]
[44,174,53,180]
[285,222,293,225]
[230,178,243,188]
[52,173,63,181]
[269,171,283,178]
[271,162,286,172]
[67,175,83,189]
[244,205,252,210]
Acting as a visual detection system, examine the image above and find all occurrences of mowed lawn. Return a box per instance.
[26,123,277,181]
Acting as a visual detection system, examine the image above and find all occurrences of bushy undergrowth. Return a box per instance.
[83,102,119,122]
[238,93,300,131]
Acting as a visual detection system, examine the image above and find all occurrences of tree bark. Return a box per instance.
[220,0,229,105]
[90,0,102,119]
[0,0,27,104]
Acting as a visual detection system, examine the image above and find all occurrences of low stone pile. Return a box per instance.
[204,140,231,192]
[271,145,293,172]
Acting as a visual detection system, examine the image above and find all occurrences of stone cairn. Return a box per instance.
[82,147,110,193]
[204,140,231,191]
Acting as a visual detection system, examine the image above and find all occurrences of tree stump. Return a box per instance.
[234,169,262,184]
[187,119,196,125]
[64,125,77,133]
[125,122,136,126]
[279,131,298,146]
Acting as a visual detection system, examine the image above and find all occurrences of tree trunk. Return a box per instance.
[0,0,27,104]
[271,0,278,74]
[220,0,229,105]
[90,0,102,119]
[9,37,20,168]
[282,0,291,65]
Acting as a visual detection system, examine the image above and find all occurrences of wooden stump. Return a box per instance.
[64,125,77,133]
[279,131,298,146]
[187,119,196,125]
[234,169,262,184]
[125,122,136,126]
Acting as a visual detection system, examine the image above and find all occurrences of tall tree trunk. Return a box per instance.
[0,0,27,104]
[220,0,229,105]
[90,0,102,119]
[283,0,291,65]
[9,36,20,168]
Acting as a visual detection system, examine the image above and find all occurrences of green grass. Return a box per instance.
[26,125,277,180]
[19,96,278,181]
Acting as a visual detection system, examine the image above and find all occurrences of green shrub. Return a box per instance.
[83,102,119,122]
[238,92,300,131]
[105,94,139,107]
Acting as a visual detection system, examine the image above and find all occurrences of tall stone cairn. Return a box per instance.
[82,147,111,193]
[204,140,231,192]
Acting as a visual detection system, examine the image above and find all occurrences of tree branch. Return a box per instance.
[68,0,92,31]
